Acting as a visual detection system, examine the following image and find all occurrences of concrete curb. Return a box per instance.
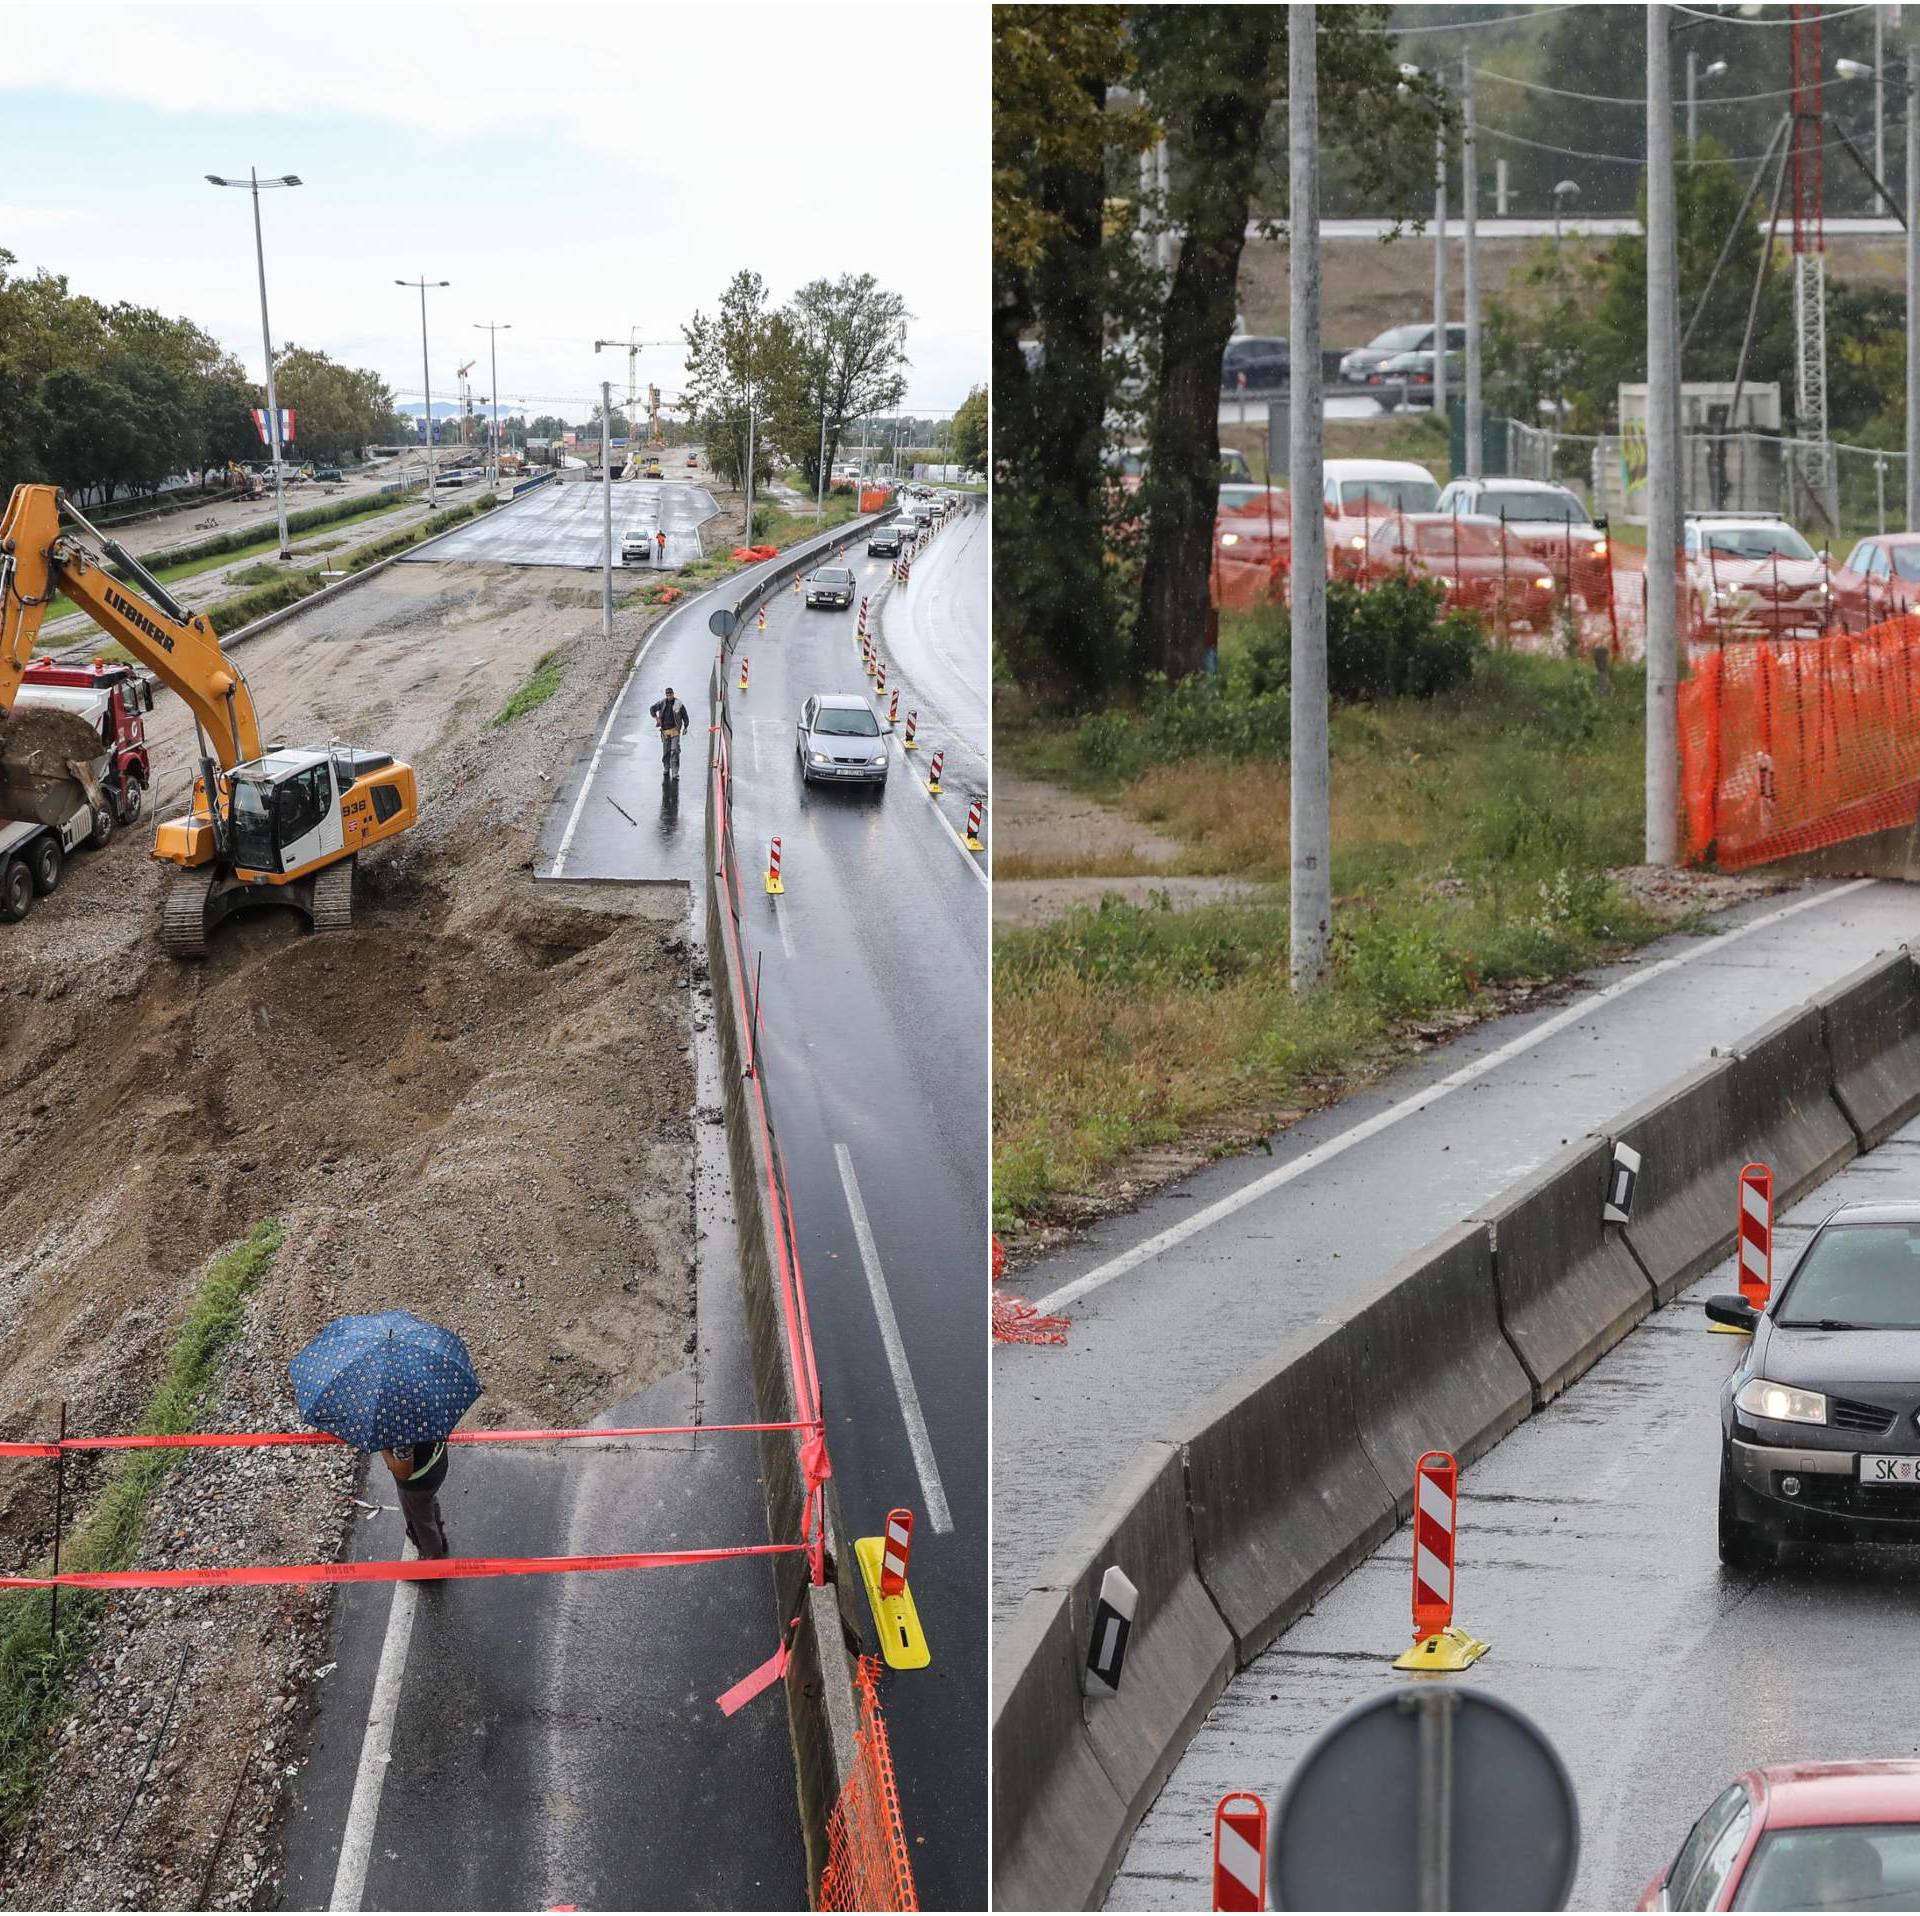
[991,937,1920,1911]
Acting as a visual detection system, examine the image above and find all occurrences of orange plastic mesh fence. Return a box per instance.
[818,1656,920,1913]
[1679,613,1920,869]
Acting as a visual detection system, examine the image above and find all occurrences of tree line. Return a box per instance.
[0,249,406,504]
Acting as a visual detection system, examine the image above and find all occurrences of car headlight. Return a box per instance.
[1350,535,1366,549]
[870,753,888,766]
[1438,574,1458,588]
[1589,540,1608,558]
[1534,576,1554,591]
[1219,532,1240,547]
[809,750,830,764]
[1735,1377,1828,1426]
[1817,579,1833,598]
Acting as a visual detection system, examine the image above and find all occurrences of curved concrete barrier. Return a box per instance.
[1475,1136,1655,1402]
[1612,1058,1740,1304]
[1817,948,1920,1150]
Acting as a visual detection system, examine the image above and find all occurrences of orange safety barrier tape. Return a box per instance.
[0,1542,805,1593]
[0,1420,810,1460]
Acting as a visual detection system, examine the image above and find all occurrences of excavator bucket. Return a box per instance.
[0,706,110,828]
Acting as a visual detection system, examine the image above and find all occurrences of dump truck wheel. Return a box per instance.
[29,834,61,896]
[88,802,114,851]
[0,857,32,923]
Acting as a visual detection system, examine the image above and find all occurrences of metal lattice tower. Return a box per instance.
[1790,5,1835,516]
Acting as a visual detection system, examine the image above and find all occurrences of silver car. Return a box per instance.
[795,694,888,788]
[804,565,856,609]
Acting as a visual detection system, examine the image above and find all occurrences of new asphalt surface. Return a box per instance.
[405,471,718,569]
[1114,1109,1920,1911]
[995,880,1920,1630]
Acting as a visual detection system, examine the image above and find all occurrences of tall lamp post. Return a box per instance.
[1685,53,1728,149]
[593,340,624,642]
[206,169,301,560]
[397,276,449,505]
[474,321,510,484]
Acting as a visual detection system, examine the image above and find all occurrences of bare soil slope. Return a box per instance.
[0,561,696,1907]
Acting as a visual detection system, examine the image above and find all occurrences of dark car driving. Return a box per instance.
[804,564,856,609]
[868,523,904,557]
[1713,1201,1920,1563]
[1220,334,1290,393]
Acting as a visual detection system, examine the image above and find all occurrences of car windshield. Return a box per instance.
[1341,478,1440,513]
[1482,489,1584,523]
[1416,522,1502,555]
[1733,1825,1920,1910]
[1776,1223,1920,1329]
[1368,322,1428,353]
[812,706,880,737]
[1220,486,1288,516]
[814,569,853,584]
[1703,524,1818,562]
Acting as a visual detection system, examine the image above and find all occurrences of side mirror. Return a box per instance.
[1704,1294,1760,1334]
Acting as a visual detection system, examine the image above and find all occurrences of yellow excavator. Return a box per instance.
[0,482,418,957]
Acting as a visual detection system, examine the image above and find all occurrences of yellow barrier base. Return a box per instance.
[765,873,784,896]
[1392,1624,1490,1673]
[964,834,984,853]
[855,1535,930,1670]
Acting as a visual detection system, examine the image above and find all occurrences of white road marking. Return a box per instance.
[550,649,650,878]
[1033,879,1879,1316]
[834,1144,954,1533]
[327,1540,420,1912]
[776,902,797,961]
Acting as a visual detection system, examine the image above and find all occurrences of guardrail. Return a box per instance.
[992,943,1920,1911]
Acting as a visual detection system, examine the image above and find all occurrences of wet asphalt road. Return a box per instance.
[724,523,990,1910]
[994,881,1920,1630]
[1114,1115,1920,1912]
[406,471,718,569]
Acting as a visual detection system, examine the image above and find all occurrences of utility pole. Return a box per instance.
[397,275,448,505]
[1647,4,1680,867]
[474,321,510,485]
[816,405,830,522]
[206,169,301,559]
[1461,53,1482,479]
[600,379,614,643]
[1290,2,1330,991]
[1908,50,1918,525]
[1877,1,1887,185]
[1433,126,1449,420]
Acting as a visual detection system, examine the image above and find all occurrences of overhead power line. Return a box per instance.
[1474,115,1907,167]
[1341,4,1578,34]
[1472,65,1809,108]
[1669,0,1877,22]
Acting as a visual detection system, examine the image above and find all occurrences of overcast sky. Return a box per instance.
[1,1,986,424]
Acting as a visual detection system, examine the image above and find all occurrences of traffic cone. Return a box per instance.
[738,657,749,694]
[903,710,918,752]
[764,836,784,896]
[964,794,985,851]
[927,750,944,797]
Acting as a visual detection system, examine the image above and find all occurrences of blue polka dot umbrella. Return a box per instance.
[288,1310,481,1451]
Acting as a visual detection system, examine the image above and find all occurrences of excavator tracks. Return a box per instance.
[309,855,356,935]
[160,871,213,959]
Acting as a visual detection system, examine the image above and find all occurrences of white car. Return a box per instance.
[621,525,658,565]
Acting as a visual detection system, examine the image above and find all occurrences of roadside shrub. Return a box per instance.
[1071,673,1291,780]
[1326,576,1482,702]
[1336,909,1470,1017]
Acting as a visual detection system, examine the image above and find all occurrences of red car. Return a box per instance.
[1213,489,1291,608]
[1639,1762,1920,1911]
[1683,515,1833,640]
[1363,512,1557,630]
[1829,533,1920,633]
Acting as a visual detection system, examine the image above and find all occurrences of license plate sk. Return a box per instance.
[1858,1455,1920,1485]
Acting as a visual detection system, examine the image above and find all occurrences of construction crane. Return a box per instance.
[0,484,419,956]
[455,359,477,449]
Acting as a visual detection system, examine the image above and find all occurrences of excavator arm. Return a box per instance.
[0,483,262,766]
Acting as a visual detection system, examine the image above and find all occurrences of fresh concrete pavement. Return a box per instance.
[1113,1108,1920,1911]
[994,879,1920,1631]
[405,469,719,570]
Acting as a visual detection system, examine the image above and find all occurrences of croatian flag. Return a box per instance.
[251,407,296,447]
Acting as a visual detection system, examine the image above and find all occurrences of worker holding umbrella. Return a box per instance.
[289,1310,482,1562]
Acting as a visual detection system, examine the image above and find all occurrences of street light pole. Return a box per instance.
[816,404,830,523]
[1433,125,1449,421]
[1877,1,1887,185]
[602,379,614,641]
[1647,4,1680,867]
[206,168,302,560]
[1461,53,1483,479]
[1908,56,1918,526]
[475,322,510,485]
[1290,2,1330,991]
[397,275,449,505]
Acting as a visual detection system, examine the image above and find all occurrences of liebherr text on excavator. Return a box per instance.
[0,482,418,956]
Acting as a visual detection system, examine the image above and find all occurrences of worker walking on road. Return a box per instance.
[382,1438,451,1559]
[650,686,690,777]
[654,527,667,567]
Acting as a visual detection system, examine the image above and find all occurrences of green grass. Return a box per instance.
[750,492,861,548]
[0,1220,283,1842]
[994,639,1679,1226]
[490,647,567,729]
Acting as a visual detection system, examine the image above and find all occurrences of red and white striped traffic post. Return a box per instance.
[964,794,985,852]
[1738,1162,1772,1311]
[756,605,766,633]
[738,656,749,694]
[903,710,918,752]
[875,662,888,699]
[887,688,900,726]
[927,749,944,796]
[879,1508,913,1597]
[764,837,784,897]
[1392,1449,1487,1671]
[858,595,869,636]
[1212,1793,1267,1913]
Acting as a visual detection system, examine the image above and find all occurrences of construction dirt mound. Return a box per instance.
[0,563,697,1907]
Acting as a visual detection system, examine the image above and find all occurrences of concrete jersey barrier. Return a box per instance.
[993,934,1920,1912]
